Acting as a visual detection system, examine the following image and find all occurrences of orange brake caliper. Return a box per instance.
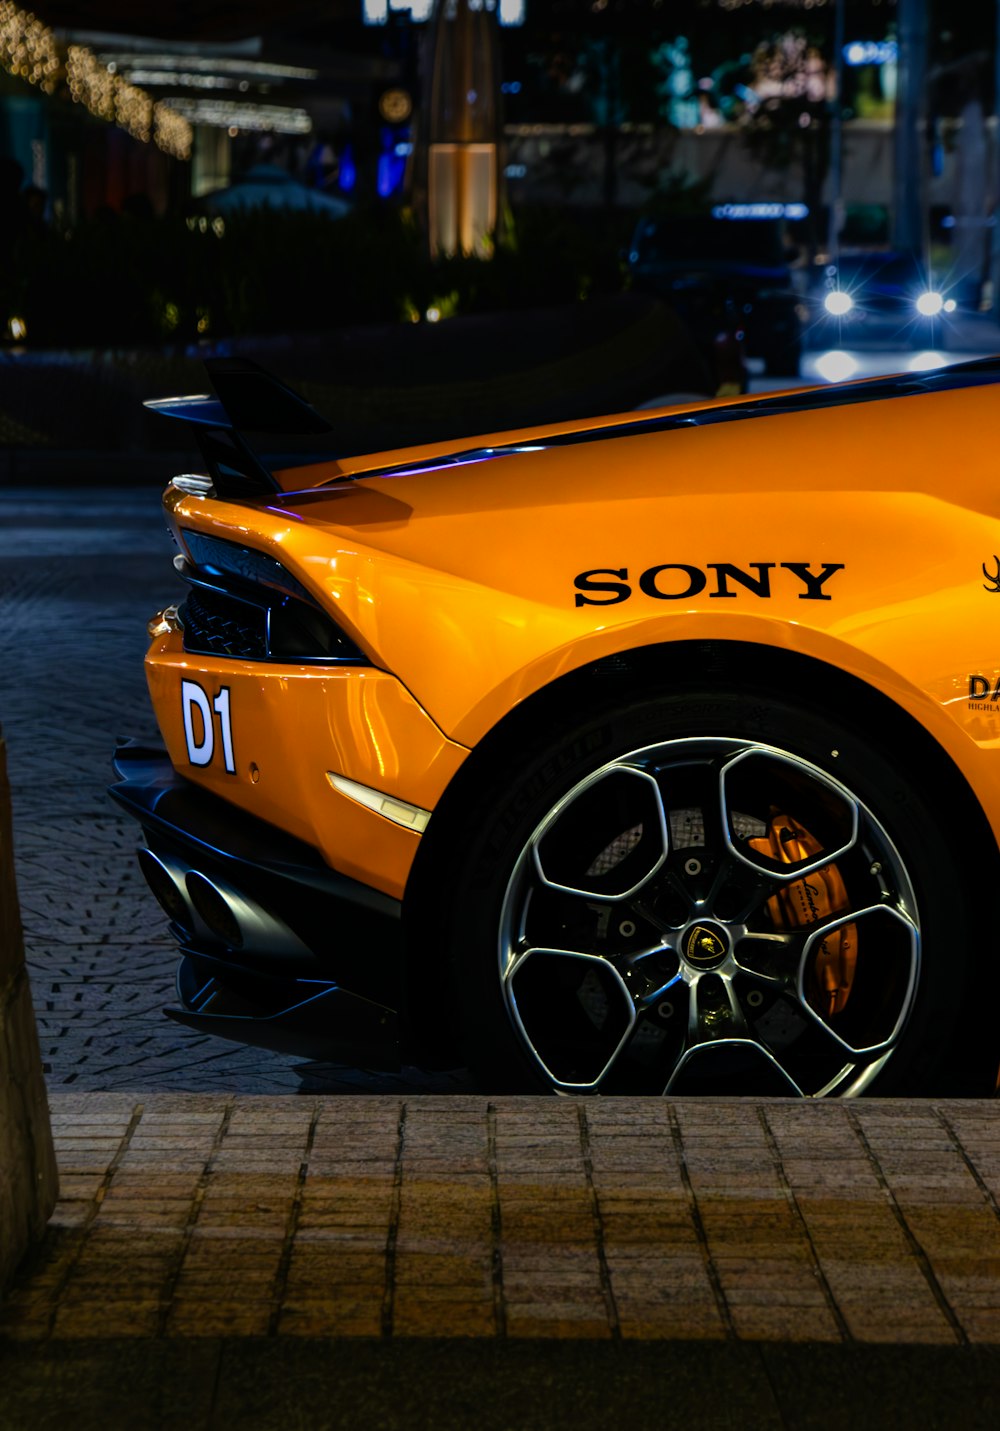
[746,811,858,1017]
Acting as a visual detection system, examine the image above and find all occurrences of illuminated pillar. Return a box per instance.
[426,0,500,257]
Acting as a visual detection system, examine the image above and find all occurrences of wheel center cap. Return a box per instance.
[682,921,731,969]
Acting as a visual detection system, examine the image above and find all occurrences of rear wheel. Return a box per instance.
[445,688,981,1096]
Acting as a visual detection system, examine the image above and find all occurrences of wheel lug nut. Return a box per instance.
[619,920,636,937]
[684,858,702,876]
[747,989,764,1008]
[658,1000,675,1019]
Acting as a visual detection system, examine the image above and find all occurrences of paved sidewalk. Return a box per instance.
[3,1093,1000,1428]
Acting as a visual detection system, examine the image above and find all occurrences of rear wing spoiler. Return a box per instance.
[148,351,1000,499]
[144,357,331,498]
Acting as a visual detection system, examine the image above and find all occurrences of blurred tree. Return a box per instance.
[651,36,700,129]
[735,29,834,255]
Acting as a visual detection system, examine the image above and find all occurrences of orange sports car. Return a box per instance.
[111,356,1000,1097]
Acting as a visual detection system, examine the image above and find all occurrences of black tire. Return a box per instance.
[443,685,985,1097]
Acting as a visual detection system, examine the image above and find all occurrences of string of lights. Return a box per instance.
[0,2,59,92]
[153,104,192,159]
[163,96,312,135]
[0,4,192,159]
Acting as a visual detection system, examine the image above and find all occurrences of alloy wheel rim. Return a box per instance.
[497,737,920,1098]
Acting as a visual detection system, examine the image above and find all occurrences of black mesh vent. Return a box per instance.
[181,587,268,660]
[176,532,368,665]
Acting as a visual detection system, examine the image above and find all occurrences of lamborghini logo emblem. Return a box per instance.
[684,925,727,967]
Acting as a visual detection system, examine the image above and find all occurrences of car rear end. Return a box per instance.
[111,449,469,1071]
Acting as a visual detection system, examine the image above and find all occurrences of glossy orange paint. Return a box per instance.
[153,379,1000,892]
[146,623,467,898]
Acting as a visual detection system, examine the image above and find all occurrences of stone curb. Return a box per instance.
[2,1093,999,1348]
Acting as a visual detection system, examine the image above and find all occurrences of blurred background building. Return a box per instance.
[0,2,994,226]
[2,0,999,350]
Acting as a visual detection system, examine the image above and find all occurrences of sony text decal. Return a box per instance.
[573,561,845,607]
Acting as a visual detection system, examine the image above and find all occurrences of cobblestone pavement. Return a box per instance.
[0,487,474,1095]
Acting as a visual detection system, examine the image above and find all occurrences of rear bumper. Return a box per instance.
[109,740,402,1068]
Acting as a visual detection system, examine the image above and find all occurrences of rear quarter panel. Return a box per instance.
[165,383,1000,839]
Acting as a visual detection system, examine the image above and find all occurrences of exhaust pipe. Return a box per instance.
[138,845,314,961]
[184,869,312,960]
[137,846,196,937]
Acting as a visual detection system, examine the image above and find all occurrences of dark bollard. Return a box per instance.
[0,728,57,1296]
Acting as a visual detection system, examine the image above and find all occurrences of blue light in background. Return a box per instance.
[377,126,409,199]
[338,143,357,194]
[843,40,897,67]
[711,203,809,221]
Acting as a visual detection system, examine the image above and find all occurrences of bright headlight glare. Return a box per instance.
[824,290,853,316]
[916,291,944,317]
[907,351,946,372]
[944,298,957,313]
[816,350,858,383]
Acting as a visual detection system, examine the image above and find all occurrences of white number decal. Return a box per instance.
[212,687,236,773]
[181,680,235,773]
[181,680,213,766]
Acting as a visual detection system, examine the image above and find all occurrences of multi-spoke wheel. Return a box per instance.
[445,687,981,1096]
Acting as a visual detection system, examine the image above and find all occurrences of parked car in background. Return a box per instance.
[626,212,805,376]
[811,249,971,349]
